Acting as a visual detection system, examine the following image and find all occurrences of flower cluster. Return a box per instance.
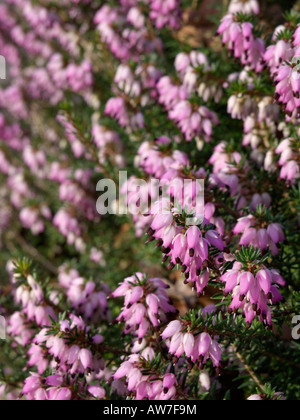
[157,54,219,142]
[105,63,162,131]
[113,273,177,338]
[94,4,161,62]
[265,25,300,117]
[137,137,189,179]
[218,15,265,73]
[233,215,285,255]
[114,356,178,400]
[147,212,225,296]
[58,266,110,323]
[175,51,223,103]
[149,0,182,30]
[221,250,285,326]
[14,273,55,328]
[22,372,106,400]
[161,317,222,368]
[276,137,300,182]
[228,0,260,15]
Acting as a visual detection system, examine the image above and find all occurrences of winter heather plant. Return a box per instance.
[0,0,299,401]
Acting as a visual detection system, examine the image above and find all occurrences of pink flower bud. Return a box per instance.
[135,303,146,324]
[209,340,222,367]
[163,373,176,391]
[198,238,209,260]
[146,294,159,314]
[240,228,257,246]
[54,388,72,401]
[68,345,80,365]
[45,375,64,387]
[183,333,195,358]
[233,217,254,234]
[138,318,150,339]
[79,348,93,370]
[242,22,253,38]
[161,320,182,339]
[186,226,201,251]
[136,382,151,400]
[205,230,224,251]
[267,223,285,243]
[167,332,182,354]
[35,388,48,400]
[172,234,187,259]
[248,394,262,400]
[23,375,41,395]
[114,361,133,380]
[221,270,239,293]
[92,334,104,344]
[151,213,173,231]
[257,229,268,250]
[271,286,283,304]
[256,269,272,295]
[175,53,190,72]
[129,286,144,304]
[87,386,106,399]
[239,272,255,296]
[270,269,286,286]
[198,332,211,356]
